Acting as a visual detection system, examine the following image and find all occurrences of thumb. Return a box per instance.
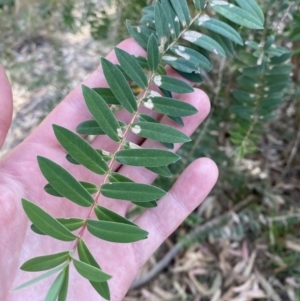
[0,65,13,149]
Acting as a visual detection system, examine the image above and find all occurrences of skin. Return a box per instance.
[0,39,218,301]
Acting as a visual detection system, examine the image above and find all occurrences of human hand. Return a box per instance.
[0,39,218,301]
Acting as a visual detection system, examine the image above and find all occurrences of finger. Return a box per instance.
[0,65,13,149]
[133,158,218,268]
[102,88,210,215]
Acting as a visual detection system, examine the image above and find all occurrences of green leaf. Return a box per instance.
[108,172,133,183]
[76,120,106,135]
[133,201,158,208]
[101,57,137,113]
[131,122,191,143]
[152,75,194,93]
[101,182,167,202]
[58,266,69,301]
[162,56,195,73]
[194,0,206,10]
[76,120,125,137]
[161,0,178,38]
[170,0,190,27]
[22,199,77,241]
[196,15,243,45]
[66,154,80,165]
[148,165,172,177]
[53,125,108,175]
[235,0,265,23]
[38,156,94,207]
[176,70,203,83]
[92,88,120,105]
[114,47,148,89]
[116,148,180,167]
[209,1,264,29]
[82,85,121,142]
[154,2,169,45]
[13,262,69,291]
[211,32,235,57]
[87,220,148,243]
[147,34,160,71]
[182,31,226,57]
[31,218,84,235]
[170,45,212,71]
[168,115,184,126]
[45,182,98,197]
[95,205,137,227]
[77,240,110,300]
[45,270,66,301]
[126,20,152,50]
[21,252,70,272]
[72,258,112,282]
[148,96,198,117]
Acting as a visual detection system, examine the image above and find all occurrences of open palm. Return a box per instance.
[0,39,218,301]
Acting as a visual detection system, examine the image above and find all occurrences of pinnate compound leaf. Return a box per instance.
[170,0,190,27]
[93,87,120,105]
[58,266,69,301]
[82,85,121,142]
[95,206,138,227]
[147,34,160,71]
[196,15,243,45]
[72,258,111,282]
[21,252,70,272]
[116,148,180,167]
[13,262,69,291]
[38,156,94,207]
[115,47,148,89]
[152,75,194,93]
[78,240,110,300]
[45,270,66,301]
[149,96,198,117]
[209,1,264,29]
[131,122,191,143]
[182,31,226,57]
[22,199,77,241]
[53,125,108,175]
[101,182,167,202]
[87,220,148,243]
[101,57,137,113]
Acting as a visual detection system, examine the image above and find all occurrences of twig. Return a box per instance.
[283,122,300,175]
[274,2,294,34]
[130,197,255,290]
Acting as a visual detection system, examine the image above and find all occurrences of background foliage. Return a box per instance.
[1,0,300,300]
